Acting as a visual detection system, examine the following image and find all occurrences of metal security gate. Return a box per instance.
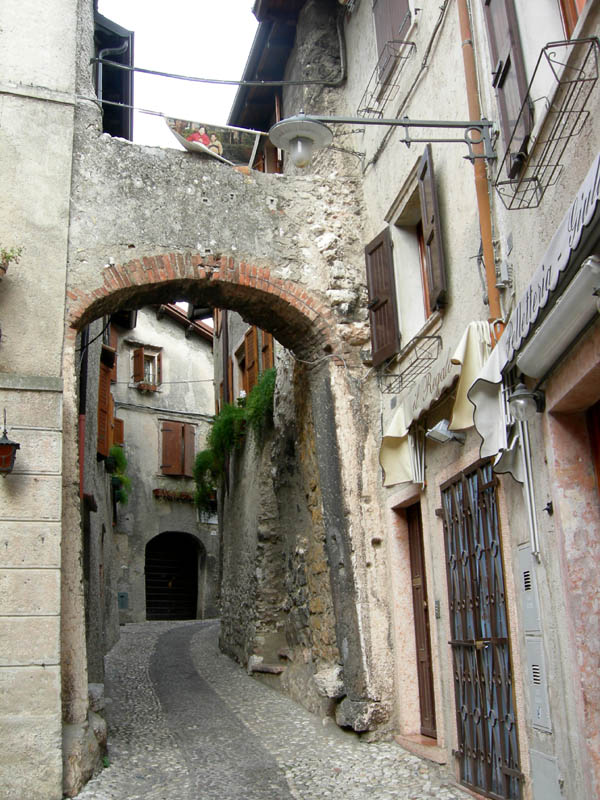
[441,461,522,800]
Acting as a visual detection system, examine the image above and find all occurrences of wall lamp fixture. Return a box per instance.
[268,112,497,168]
[425,419,466,445]
[0,408,20,476]
[508,383,545,422]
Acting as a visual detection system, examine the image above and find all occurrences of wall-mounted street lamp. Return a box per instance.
[0,408,20,476]
[425,419,466,445]
[508,383,545,422]
[269,112,497,167]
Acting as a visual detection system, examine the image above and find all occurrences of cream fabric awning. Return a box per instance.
[450,320,493,430]
[379,321,492,486]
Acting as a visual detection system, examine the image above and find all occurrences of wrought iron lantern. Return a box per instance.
[0,408,20,475]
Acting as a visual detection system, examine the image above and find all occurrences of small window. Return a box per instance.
[132,346,162,390]
[161,421,195,477]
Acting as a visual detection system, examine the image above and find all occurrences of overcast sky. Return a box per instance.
[97,0,258,148]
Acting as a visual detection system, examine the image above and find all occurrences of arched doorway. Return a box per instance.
[145,532,203,620]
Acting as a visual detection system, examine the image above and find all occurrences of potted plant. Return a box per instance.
[108,444,131,504]
[0,246,23,280]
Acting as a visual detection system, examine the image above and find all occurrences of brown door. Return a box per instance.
[407,503,437,738]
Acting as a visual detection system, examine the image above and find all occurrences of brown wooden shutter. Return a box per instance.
[365,227,401,367]
[245,327,259,393]
[97,363,112,457]
[373,0,410,82]
[482,0,532,178]
[133,346,144,382]
[183,423,195,477]
[261,331,274,371]
[156,351,163,385]
[113,418,124,446]
[418,144,447,312]
[161,421,183,475]
[109,326,118,382]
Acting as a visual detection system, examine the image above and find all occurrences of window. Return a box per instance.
[161,421,195,477]
[373,0,411,82]
[366,145,446,365]
[132,346,162,390]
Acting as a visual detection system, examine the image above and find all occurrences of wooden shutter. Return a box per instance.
[373,0,410,82]
[156,351,163,386]
[133,346,144,382]
[183,423,195,478]
[482,0,532,178]
[418,144,447,312]
[244,327,259,393]
[97,363,112,457]
[109,326,118,382]
[113,418,124,446]
[560,0,585,37]
[261,331,274,371]
[365,227,401,367]
[161,421,183,475]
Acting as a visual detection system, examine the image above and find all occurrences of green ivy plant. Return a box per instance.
[0,246,23,271]
[193,367,275,512]
[109,444,132,504]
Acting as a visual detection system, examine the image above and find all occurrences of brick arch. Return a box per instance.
[66,251,338,358]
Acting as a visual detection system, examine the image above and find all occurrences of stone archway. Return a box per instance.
[145,532,202,621]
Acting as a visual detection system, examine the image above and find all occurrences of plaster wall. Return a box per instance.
[0,0,81,796]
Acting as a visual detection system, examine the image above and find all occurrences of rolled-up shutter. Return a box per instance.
[365,227,401,367]
[418,144,447,312]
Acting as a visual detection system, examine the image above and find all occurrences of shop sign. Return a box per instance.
[504,151,600,362]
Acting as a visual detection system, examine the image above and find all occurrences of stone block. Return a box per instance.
[9,429,62,474]
[0,616,59,666]
[0,386,62,430]
[313,664,345,699]
[335,698,389,732]
[0,665,61,716]
[0,714,62,800]
[88,683,105,712]
[0,521,61,568]
[0,475,61,521]
[0,568,60,615]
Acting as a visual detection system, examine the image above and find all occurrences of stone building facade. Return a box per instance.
[1,0,599,799]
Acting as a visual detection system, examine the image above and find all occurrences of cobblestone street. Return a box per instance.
[74,620,471,800]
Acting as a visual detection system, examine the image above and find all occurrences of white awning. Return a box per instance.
[450,320,493,430]
[379,320,492,486]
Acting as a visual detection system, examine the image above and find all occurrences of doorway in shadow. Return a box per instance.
[145,532,202,620]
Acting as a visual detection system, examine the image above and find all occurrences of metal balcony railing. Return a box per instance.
[378,335,442,394]
[357,38,416,119]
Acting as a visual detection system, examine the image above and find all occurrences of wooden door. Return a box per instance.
[407,503,437,738]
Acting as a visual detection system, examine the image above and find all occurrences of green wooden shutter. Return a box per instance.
[418,144,447,312]
[482,0,532,178]
[365,227,401,367]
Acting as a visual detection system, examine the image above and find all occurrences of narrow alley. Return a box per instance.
[74,621,470,800]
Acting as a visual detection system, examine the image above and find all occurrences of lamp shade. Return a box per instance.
[269,115,333,167]
[508,383,544,422]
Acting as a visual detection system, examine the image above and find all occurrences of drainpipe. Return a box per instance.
[457,0,504,340]
[97,42,129,103]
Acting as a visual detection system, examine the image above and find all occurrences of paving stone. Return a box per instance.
[75,620,472,800]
